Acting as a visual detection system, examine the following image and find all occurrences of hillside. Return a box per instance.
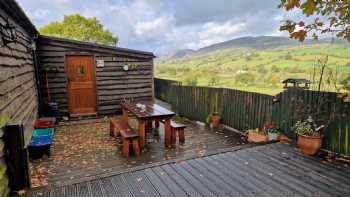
[161,36,344,59]
[155,36,350,95]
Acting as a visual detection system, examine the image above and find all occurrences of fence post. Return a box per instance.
[3,123,31,192]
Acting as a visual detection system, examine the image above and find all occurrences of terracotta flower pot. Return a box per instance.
[278,134,290,143]
[297,134,322,155]
[247,131,267,143]
[211,115,220,127]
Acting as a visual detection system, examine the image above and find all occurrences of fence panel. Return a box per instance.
[154,78,350,156]
[221,89,273,131]
[272,88,350,155]
[170,85,223,123]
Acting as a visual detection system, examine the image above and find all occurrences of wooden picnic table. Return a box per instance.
[120,101,175,148]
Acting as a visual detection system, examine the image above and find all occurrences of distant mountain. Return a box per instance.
[162,36,345,59]
[162,49,196,59]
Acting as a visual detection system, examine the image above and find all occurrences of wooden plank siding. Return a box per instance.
[0,0,39,195]
[36,36,155,117]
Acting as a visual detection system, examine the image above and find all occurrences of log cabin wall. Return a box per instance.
[0,1,39,195]
[36,36,155,117]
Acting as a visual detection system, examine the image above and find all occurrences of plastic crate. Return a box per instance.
[34,117,56,129]
[32,128,54,138]
[28,136,53,159]
[30,135,53,146]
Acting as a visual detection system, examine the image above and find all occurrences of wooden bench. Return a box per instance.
[170,121,186,145]
[156,120,186,145]
[110,117,140,157]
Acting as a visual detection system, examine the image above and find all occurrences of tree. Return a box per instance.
[40,14,118,46]
[279,0,350,101]
[279,0,350,42]
[208,76,220,86]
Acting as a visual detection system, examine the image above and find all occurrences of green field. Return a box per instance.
[155,44,350,95]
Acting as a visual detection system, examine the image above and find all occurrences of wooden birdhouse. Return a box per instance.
[282,78,311,89]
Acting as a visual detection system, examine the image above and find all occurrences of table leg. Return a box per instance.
[138,119,146,147]
[170,127,176,148]
[155,121,160,128]
[164,119,171,148]
[122,108,128,123]
[145,120,153,131]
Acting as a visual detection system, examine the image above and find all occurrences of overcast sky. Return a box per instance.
[17,0,304,55]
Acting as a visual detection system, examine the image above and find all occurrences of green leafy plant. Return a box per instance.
[266,127,279,134]
[246,128,263,134]
[205,112,220,124]
[293,120,317,136]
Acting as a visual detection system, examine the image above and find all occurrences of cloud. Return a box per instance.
[16,0,304,55]
[135,16,172,36]
[198,21,246,47]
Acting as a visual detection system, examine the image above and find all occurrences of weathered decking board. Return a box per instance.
[26,143,350,197]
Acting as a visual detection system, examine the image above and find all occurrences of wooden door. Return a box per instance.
[66,55,97,116]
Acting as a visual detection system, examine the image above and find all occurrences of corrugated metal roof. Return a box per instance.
[26,143,350,197]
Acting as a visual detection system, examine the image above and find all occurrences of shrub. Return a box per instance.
[235,73,256,85]
[270,65,281,73]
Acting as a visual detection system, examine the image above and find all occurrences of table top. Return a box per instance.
[121,101,175,119]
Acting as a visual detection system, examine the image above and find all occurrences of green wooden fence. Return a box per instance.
[154,78,350,156]
[155,78,274,131]
[272,88,350,155]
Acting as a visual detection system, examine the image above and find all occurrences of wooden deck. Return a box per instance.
[27,143,350,197]
[29,117,244,188]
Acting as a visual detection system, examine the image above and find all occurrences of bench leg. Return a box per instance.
[122,139,130,157]
[145,120,153,131]
[170,128,176,148]
[164,119,171,148]
[132,139,141,156]
[110,121,115,137]
[179,128,185,145]
[155,121,160,128]
[138,119,145,148]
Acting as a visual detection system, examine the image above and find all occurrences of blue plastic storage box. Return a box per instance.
[29,128,54,159]
[32,128,54,138]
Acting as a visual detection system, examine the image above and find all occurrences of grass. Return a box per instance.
[155,44,350,95]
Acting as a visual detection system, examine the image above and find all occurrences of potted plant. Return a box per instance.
[263,122,280,141]
[293,117,324,155]
[266,127,279,141]
[247,128,267,143]
[210,112,221,127]
[206,92,221,128]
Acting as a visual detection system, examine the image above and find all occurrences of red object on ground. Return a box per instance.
[34,117,56,129]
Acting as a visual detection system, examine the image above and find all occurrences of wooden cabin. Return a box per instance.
[0,0,39,194]
[0,0,155,193]
[36,36,155,117]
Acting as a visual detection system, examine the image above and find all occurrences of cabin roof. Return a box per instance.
[1,0,38,36]
[4,0,155,58]
[38,35,155,58]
